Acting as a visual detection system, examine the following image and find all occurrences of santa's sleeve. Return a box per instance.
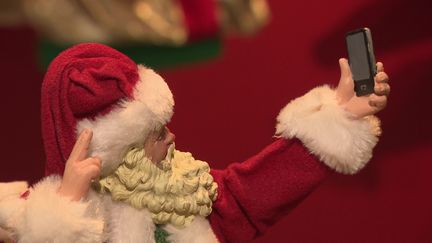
[209,85,381,243]
[0,175,105,243]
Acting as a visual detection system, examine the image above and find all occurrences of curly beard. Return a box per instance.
[96,144,218,228]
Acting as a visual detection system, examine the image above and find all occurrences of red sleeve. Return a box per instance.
[209,138,331,243]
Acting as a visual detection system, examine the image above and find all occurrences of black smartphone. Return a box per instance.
[345,28,377,96]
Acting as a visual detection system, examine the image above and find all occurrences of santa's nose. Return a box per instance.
[166,128,175,145]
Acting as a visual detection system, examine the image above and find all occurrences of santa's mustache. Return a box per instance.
[159,143,176,171]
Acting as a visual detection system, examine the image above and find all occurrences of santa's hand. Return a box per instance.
[58,129,101,201]
[336,58,390,118]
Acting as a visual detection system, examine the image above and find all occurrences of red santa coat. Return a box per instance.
[0,85,380,242]
[210,138,329,243]
[208,86,380,243]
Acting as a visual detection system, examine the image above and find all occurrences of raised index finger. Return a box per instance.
[68,129,93,162]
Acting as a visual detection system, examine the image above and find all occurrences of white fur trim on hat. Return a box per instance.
[276,85,381,174]
[77,65,174,176]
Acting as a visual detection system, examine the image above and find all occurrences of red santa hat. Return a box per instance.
[42,43,174,177]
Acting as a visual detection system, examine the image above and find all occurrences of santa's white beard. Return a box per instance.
[97,144,218,227]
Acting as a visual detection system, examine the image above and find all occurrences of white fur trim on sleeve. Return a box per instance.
[0,182,28,240]
[0,181,28,200]
[15,175,104,243]
[276,85,381,174]
[164,216,219,243]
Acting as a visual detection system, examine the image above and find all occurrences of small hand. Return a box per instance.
[336,58,390,118]
[58,129,101,201]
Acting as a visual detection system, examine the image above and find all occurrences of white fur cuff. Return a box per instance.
[0,182,28,238]
[15,176,104,243]
[276,85,381,174]
[0,181,28,200]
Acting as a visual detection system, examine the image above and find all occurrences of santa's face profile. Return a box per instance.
[144,126,176,166]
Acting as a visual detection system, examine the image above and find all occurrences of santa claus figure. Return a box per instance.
[0,43,389,242]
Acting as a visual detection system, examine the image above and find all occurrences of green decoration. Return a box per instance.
[154,225,170,243]
[37,38,222,71]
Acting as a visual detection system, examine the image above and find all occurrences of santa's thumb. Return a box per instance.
[336,58,354,103]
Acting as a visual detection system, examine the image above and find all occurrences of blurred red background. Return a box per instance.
[1,0,431,242]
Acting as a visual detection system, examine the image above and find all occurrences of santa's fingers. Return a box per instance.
[79,157,101,173]
[369,94,387,110]
[375,71,389,83]
[376,62,384,73]
[77,156,101,166]
[77,164,101,181]
[68,129,93,163]
[374,82,390,96]
[84,164,101,180]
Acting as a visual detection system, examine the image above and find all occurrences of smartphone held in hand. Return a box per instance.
[346,28,376,96]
